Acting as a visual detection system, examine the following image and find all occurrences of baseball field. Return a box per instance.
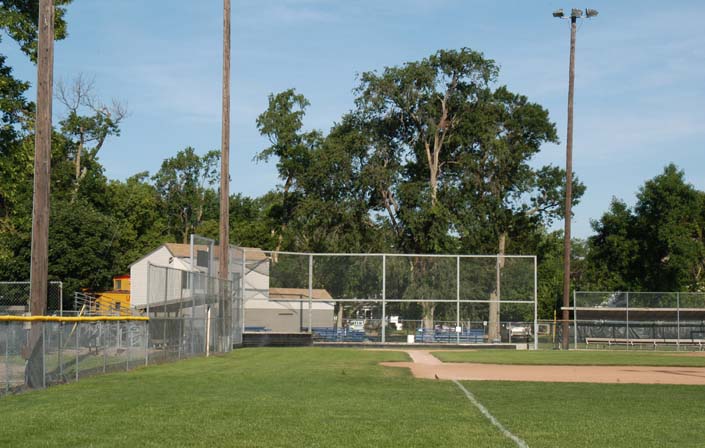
[2,348,705,447]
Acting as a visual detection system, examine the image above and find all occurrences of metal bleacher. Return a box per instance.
[415,328,485,343]
[311,327,366,342]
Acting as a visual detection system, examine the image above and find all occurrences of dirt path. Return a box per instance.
[380,350,705,385]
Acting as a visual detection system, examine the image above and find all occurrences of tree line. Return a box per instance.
[1,3,704,319]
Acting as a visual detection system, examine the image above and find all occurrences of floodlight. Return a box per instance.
[552,8,564,18]
[585,8,599,18]
[570,8,583,18]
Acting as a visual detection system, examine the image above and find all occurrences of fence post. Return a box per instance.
[178,281,184,360]
[495,254,500,343]
[75,322,79,382]
[308,255,313,333]
[676,292,680,351]
[5,323,10,393]
[626,292,630,350]
[101,322,106,373]
[126,320,130,372]
[456,256,460,345]
[145,262,151,366]
[58,322,63,381]
[189,236,196,356]
[382,255,386,344]
[241,249,246,338]
[206,306,211,357]
[41,323,46,388]
[59,282,63,317]
[573,290,578,350]
[534,256,539,350]
[163,270,169,358]
[190,269,195,357]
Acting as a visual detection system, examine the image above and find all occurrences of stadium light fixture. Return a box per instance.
[570,8,583,18]
[553,9,564,18]
[585,8,599,18]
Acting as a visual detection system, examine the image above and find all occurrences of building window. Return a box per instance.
[115,279,122,290]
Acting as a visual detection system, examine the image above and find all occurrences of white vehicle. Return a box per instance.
[509,325,531,338]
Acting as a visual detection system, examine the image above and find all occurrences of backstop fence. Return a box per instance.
[571,291,705,350]
[0,266,243,395]
[145,263,242,358]
[236,249,538,348]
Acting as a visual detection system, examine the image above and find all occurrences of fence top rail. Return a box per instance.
[240,249,536,259]
[575,291,703,294]
[569,306,705,311]
[0,281,63,285]
[0,316,148,322]
[324,299,536,304]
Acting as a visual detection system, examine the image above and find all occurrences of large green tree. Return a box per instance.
[0,0,71,62]
[585,164,705,292]
[153,147,220,244]
[0,0,73,281]
[255,89,322,252]
[353,48,580,332]
[104,172,169,273]
[56,75,127,198]
[253,49,581,335]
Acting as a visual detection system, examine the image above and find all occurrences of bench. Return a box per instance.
[585,337,705,349]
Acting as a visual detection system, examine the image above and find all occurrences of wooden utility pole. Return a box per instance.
[30,0,55,317]
[219,0,231,281]
[218,0,231,352]
[561,15,577,350]
[24,0,54,389]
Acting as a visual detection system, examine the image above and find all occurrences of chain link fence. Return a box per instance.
[238,250,538,348]
[0,282,63,315]
[1,318,149,394]
[571,291,705,350]
[145,264,239,359]
[1,265,243,395]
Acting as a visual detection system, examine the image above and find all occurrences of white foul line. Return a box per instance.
[453,380,529,448]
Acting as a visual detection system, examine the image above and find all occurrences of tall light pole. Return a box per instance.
[553,8,598,350]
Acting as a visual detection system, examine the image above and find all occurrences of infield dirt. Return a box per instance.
[380,350,705,385]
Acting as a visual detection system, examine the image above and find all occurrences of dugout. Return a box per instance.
[567,301,705,347]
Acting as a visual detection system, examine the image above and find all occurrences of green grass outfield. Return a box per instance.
[431,349,705,366]
[1,348,705,447]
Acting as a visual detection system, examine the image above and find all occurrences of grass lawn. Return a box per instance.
[432,349,705,366]
[464,380,705,447]
[0,348,513,448]
[2,347,705,447]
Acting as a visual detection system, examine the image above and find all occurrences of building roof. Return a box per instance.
[231,246,269,262]
[269,287,333,301]
[164,243,268,261]
[163,243,192,258]
[113,274,130,280]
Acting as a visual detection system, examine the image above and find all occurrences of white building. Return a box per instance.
[129,243,334,332]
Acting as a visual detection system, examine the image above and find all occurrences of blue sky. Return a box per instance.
[2,0,704,238]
